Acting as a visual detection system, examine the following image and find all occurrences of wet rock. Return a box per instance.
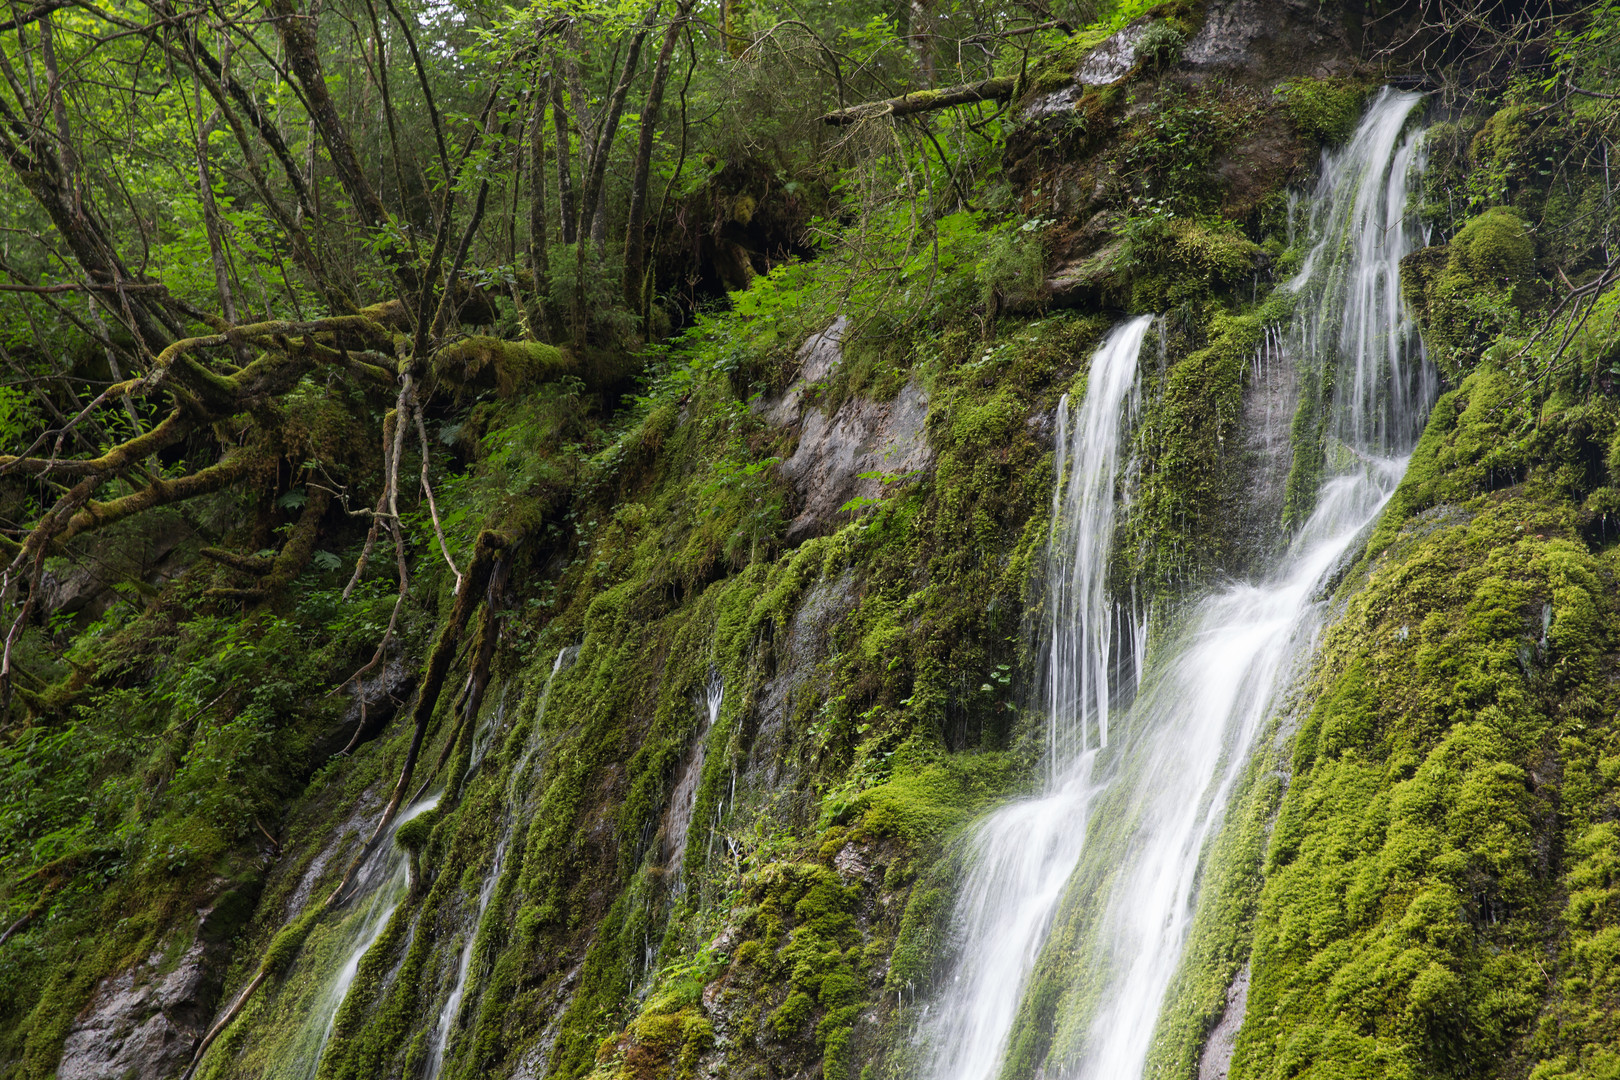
[56,937,224,1080]
[1198,963,1250,1080]
[325,651,417,755]
[832,843,871,882]
[284,795,380,917]
[1225,327,1298,575]
[1018,23,1147,121]
[740,571,858,824]
[1046,238,1126,309]
[1181,0,1351,82]
[37,517,191,625]
[779,382,933,545]
[1020,84,1083,121]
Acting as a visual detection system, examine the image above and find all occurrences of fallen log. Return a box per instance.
[819,75,1017,125]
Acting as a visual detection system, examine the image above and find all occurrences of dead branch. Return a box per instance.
[819,76,1017,125]
[412,389,461,593]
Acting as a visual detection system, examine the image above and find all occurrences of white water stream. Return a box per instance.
[926,88,1430,1080]
[1046,314,1155,765]
[425,646,576,1080]
[279,793,442,1080]
[922,316,1152,1080]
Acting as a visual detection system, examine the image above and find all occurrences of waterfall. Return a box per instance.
[426,646,576,1080]
[277,793,442,1080]
[926,88,1430,1080]
[920,316,1152,1080]
[1046,313,1155,766]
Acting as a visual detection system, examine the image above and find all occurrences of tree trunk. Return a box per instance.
[623,0,694,314]
[550,75,577,245]
[529,78,552,337]
[269,0,389,233]
[576,2,659,250]
[191,37,238,323]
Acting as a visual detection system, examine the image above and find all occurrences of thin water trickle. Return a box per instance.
[665,678,723,898]
[425,646,576,1080]
[279,794,441,1080]
[926,88,1430,1080]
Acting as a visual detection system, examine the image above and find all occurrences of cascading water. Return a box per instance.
[920,316,1153,1080]
[1046,314,1155,764]
[926,88,1431,1080]
[664,678,724,898]
[425,646,576,1080]
[278,793,442,1080]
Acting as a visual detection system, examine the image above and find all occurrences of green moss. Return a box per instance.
[1276,77,1370,145]
[1121,217,1264,311]
[1452,207,1536,285]
[432,336,570,399]
[263,909,321,974]
[393,812,435,853]
[1404,209,1540,380]
[848,753,1020,846]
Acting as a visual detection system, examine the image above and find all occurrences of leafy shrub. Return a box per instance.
[1134,20,1186,70]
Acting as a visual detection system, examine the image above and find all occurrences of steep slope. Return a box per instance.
[2,3,1617,1080]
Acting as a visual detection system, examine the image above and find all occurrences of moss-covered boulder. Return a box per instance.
[1404,208,1540,381]
[1451,206,1536,286]
[1275,76,1369,145]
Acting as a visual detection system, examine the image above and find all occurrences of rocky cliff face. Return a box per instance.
[6,3,1618,1080]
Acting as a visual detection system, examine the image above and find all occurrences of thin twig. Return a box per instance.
[411,389,461,593]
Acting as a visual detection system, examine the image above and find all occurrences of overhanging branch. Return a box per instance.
[819,76,1017,126]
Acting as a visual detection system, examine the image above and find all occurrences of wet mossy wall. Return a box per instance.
[9,10,1620,1080]
[2,15,1347,1075]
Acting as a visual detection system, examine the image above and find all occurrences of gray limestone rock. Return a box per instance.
[779,382,933,545]
[56,940,218,1080]
[759,316,847,429]
[1181,0,1350,81]
[1077,21,1151,85]
[1198,963,1251,1080]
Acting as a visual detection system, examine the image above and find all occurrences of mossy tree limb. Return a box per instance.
[819,76,1017,125]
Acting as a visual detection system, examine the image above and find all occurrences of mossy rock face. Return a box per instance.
[432,337,570,400]
[1120,217,1265,310]
[1451,207,1535,287]
[1022,27,1115,96]
[1275,77,1369,145]
[1469,104,1536,177]
[1400,245,1451,319]
[1235,495,1619,1080]
[1406,209,1540,381]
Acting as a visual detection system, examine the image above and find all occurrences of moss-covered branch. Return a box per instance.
[819,76,1016,125]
